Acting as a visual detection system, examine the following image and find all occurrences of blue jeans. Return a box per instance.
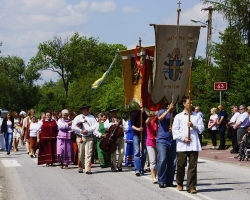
[4,132,13,153]
[133,134,147,173]
[157,141,177,185]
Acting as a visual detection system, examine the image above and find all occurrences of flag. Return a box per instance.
[151,25,201,104]
[134,46,163,111]
[120,46,154,107]
[91,52,119,89]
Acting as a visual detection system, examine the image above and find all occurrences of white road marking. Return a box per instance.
[1,160,21,167]
[132,171,216,200]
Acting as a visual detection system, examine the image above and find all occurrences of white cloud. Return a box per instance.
[90,1,116,12]
[122,7,139,13]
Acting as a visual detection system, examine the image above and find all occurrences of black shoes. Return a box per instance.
[159,183,177,188]
[86,171,92,174]
[117,167,122,172]
[230,149,238,154]
[217,147,225,150]
[7,152,10,155]
[166,184,177,187]
[159,183,166,188]
[111,168,117,172]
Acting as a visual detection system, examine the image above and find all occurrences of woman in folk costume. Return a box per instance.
[37,110,58,165]
[68,110,78,165]
[23,109,35,155]
[57,109,74,169]
[124,119,134,167]
[19,113,26,147]
[26,116,39,158]
[95,113,110,168]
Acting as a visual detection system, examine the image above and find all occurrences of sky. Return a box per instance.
[0,0,227,84]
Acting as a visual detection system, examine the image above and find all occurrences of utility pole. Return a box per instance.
[202,6,216,66]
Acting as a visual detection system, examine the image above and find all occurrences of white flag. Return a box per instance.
[151,25,200,104]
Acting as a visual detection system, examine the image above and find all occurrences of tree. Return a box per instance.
[0,56,40,111]
[35,80,65,112]
[204,0,250,47]
[30,32,100,108]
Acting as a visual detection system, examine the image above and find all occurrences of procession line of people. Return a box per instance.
[0,98,205,194]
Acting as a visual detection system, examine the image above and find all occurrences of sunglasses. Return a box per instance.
[239,108,244,110]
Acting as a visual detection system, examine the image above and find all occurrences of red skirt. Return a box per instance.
[29,137,38,149]
[38,139,58,165]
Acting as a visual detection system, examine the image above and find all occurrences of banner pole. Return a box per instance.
[188,57,193,140]
[170,95,174,130]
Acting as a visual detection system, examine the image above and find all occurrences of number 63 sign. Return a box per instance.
[214,82,227,90]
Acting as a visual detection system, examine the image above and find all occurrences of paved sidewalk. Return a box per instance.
[199,145,250,167]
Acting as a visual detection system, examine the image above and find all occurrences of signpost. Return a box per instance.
[214,82,227,104]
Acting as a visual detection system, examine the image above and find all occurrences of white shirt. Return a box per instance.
[172,111,204,152]
[72,114,97,137]
[229,112,240,127]
[23,117,32,128]
[92,121,110,138]
[104,118,128,133]
[236,111,249,128]
[208,114,218,130]
[29,123,39,137]
[7,120,13,133]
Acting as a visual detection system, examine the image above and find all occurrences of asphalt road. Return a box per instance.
[1,147,250,200]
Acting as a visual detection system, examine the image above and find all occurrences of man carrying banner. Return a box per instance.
[130,103,148,176]
[157,103,177,188]
[172,97,204,194]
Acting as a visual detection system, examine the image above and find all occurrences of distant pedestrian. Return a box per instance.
[124,120,134,167]
[217,105,228,150]
[227,106,240,153]
[1,112,14,155]
[37,111,58,166]
[0,110,6,151]
[233,105,249,150]
[208,108,218,149]
[57,109,74,169]
[194,106,204,147]
[25,116,39,158]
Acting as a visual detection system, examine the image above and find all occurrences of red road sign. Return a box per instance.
[214,82,227,90]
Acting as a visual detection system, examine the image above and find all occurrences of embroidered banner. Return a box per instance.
[120,46,154,107]
[151,25,200,104]
[134,47,163,111]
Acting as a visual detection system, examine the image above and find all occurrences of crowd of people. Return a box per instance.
[2,99,249,194]
[207,104,250,154]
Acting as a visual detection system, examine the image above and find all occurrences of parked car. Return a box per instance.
[0,109,8,118]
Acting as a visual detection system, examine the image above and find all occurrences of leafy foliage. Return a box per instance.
[204,0,250,47]
[0,56,40,111]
